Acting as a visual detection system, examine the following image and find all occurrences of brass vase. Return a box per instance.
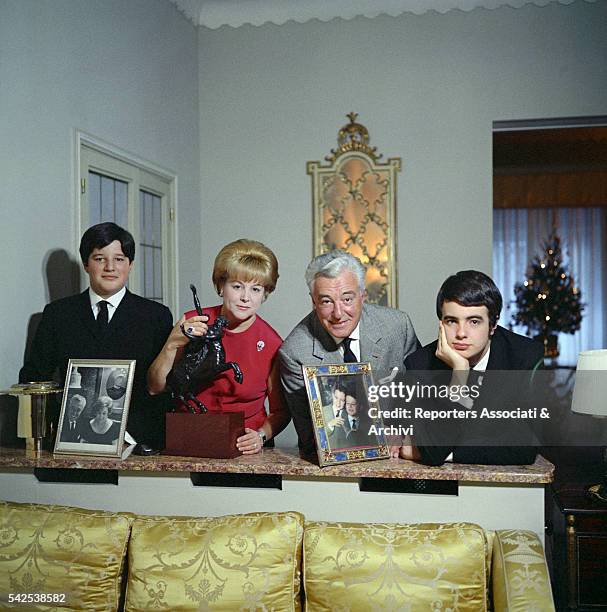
[5,382,63,454]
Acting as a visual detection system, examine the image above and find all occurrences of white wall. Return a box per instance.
[0,0,200,390]
[197,0,607,349]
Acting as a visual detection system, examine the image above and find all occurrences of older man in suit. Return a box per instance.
[20,222,173,453]
[60,394,87,443]
[279,250,419,457]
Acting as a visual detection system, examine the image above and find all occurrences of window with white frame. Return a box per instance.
[78,138,176,314]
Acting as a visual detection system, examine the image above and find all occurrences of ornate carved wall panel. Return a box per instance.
[307,113,401,307]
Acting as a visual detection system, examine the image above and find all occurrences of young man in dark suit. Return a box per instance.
[20,222,173,453]
[341,390,368,448]
[391,270,544,466]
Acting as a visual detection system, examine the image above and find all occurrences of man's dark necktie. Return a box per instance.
[342,337,357,363]
[97,300,109,331]
[351,417,358,431]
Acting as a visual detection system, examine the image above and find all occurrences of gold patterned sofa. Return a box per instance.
[0,500,555,611]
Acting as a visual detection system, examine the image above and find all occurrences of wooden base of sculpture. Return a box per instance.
[164,412,244,459]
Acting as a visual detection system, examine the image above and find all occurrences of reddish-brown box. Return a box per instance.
[164,412,244,459]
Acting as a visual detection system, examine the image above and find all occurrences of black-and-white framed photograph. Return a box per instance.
[303,362,389,467]
[54,358,135,457]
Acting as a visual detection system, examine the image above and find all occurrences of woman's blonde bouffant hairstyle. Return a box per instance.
[212,239,279,296]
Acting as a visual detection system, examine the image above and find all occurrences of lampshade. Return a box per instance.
[571,349,607,417]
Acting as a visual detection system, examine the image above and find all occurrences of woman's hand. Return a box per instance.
[165,314,209,351]
[147,313,209,395]
[236,428,264,454]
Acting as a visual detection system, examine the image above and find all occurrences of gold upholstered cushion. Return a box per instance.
[492,529,555,611]
[0,500,133,611]
[125,511,304,612]
[304,521,489,612]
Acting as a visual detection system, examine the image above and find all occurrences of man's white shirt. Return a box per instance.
[88,286,126,322]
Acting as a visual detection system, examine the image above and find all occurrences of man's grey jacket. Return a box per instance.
[279,303,419,457]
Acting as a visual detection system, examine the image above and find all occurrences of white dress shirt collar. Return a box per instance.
[329,321,361,361]
[473,344,491,373]
[88,286,126,322]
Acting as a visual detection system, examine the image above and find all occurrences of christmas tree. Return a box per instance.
[512,233,584,342]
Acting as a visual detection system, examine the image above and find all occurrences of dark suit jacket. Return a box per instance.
[60,415,85,443]
[343,416,369,447]
[20,289,173,447]
[403,326,544,466]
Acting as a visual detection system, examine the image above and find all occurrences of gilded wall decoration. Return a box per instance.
[308,113,401,307]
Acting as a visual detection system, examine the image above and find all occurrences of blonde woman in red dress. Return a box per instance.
[148,239,290,454]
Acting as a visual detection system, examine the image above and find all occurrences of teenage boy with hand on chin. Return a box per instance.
[391,270,544,466]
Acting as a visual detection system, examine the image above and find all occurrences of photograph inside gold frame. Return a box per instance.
[570,349,607,504]
[2,381,63,454]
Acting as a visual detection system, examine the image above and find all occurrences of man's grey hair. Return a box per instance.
[305,250,366,293]
[69,394,86,406]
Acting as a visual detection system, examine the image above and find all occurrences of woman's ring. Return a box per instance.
[187,326,194,334]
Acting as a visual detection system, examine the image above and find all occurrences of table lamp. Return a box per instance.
[570,349,607,503]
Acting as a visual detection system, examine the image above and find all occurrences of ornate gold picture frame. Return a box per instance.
[303,362,390,467]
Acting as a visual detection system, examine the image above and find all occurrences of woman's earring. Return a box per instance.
[219,290,223,297]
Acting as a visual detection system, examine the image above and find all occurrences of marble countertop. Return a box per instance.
[0,446,553,484]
